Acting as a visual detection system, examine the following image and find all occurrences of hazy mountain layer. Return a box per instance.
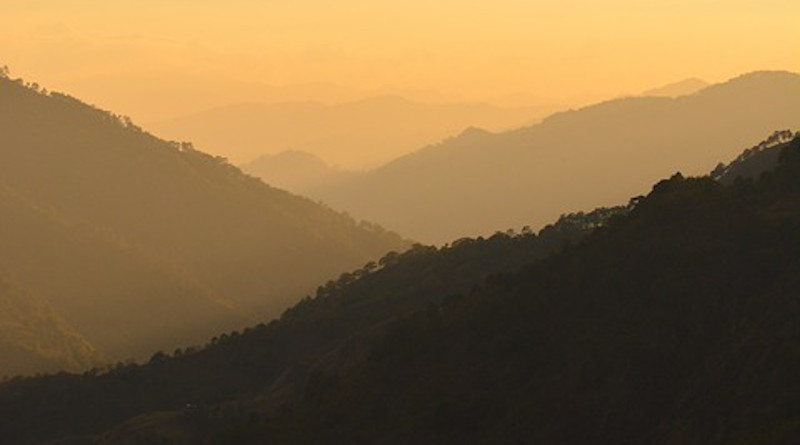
[0,74,408,367]
[150,96,558,168]
[240,151,353,193]
[309,71,800,243]
[641,77,709,97]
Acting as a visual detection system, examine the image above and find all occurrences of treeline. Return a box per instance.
[215,135,800,445]
[0,205,619,445]
[3,123,800,444]
[0,68,408,367]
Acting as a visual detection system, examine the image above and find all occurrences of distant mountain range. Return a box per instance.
[0,74,408,373]
[189,76,708,194]
[301,71,800,243]
[641,77,710,97]
[2,132,799,445]
[150,96,560,168]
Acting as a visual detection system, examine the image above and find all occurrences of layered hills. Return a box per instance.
[2,133,798,444]
[0,72,408,367]
[307,71,800,243]
[150,96,556,168]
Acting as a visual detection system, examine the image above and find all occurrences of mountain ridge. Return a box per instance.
[306,71,800,243]
[1,133,799,444]
[0,71,409,368]
[150,95,556,168]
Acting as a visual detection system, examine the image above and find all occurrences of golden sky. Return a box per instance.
[2,0,799,121]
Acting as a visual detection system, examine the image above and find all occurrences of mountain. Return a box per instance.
[2,133,799,444]
[0,179,241,362]
[65,74,463,124]
[149,96,558,168]
[308,71,800,243]
[240,151,353,193]
[0,73,408,367]
[641,77,710,97]
[0,276,99,377]
[0,207,621,444]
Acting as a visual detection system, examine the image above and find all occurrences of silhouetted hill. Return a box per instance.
[713,130,796,184]
[0,73,408,367]
[2,134,800,444]
[0,205,619,444]
[150,96,556,168]
[309,71,800,243]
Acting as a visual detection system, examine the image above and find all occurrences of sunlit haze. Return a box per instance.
[3,1,800,441]
[3,0,798,124]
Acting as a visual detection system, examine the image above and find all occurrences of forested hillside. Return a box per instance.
[713,129,795,184]
[0,277,98,377]
[0,71,408,366]
[0,205,618,444]
[1,134,798,444]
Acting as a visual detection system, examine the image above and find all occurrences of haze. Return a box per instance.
[3,0,798,126]
[4,0,800,442]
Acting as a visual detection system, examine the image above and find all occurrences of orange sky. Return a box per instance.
[2,0,799,121]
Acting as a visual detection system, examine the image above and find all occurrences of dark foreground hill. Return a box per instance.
[0,207,616,444]
[310,71,800,243]
[0,71,408,368]
[1,133,799,444]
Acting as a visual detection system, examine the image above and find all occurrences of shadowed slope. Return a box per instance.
[0,73,408,365]
[0,181,243,360]
[0,277,99,377]
[3,135,800,444]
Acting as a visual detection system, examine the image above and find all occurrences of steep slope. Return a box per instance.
[713,130,796,184]
[150,96,555,168]
[0,181,243,361]
[247,139,800,445]
[311,71,800,243]
[5,134,800,444]
[0,277,99,377]
[0,73,408,365]
[0,207,617,445]
[133,134,800,445]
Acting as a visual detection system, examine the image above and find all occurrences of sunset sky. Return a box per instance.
[2,0,798,121]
